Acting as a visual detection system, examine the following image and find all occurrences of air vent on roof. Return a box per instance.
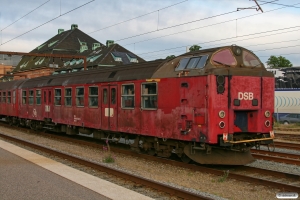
[58,29,64,34]
[71,24,78,30]
[106,40,114,47]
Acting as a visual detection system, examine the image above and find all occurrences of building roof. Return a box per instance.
[13,24,145,75]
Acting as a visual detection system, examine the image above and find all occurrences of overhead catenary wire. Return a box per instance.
[88,0,188,34]
[122,2,300,47]
[137,25,300,56]
[141,29,300,60]
[114,0,287,43]
[0,0,95,46]
[1,0,51,31]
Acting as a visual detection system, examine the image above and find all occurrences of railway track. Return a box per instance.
[274,141,300,151]
[0,133,212,200]
[251,149,300,166]
[275,132,300,142]
[0,124,300,193]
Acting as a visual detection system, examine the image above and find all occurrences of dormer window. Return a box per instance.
[48,40,58,47]
[92,43,101,50]
[37,43,46,50]
[89,55,101,62]
[111,53,122,62]
[20,61,29,69]
[126,54,138,63]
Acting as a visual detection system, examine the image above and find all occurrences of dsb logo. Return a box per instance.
[238,92,253,100]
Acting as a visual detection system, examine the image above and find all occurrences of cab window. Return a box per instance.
[211,48,237,67]
[176,55,208,71]
[243,50,261,67]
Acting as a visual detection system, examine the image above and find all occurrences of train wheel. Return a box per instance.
[147,149,156,156]
[180,153,191,163]
[283,121,289,125]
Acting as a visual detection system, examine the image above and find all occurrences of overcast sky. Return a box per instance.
[0,0,299,66]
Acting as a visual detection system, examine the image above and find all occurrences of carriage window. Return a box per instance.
[243,50,261,67]
[76,87,84,107]
[103,89,108,104]
[211,48,237,67]
[13,91,16,104]
[111,88,116,104]
[2,92,6,103]
[65,88,72,106]
[29,90,34,105]
[89,87,98,107]
[54,89,61,106]
[141,83,157,109]
[7,91,11,103]
[22,90,27,104]
[36,90,41,105]
[121,84,134,108]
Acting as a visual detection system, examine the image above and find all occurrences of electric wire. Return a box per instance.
[1,0,51,31]
[137,25,300,56]
[257,0,300,8]
[122,2,300,47]
[88,0,188,34]
[114,0,289,42]
[0,0,95,46]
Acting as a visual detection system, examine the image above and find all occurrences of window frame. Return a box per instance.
[88,86,98,108]
[141,82,158,110]
[76,87,84,107]
[29,90,34,105]
[7,91,11,104]
[54,88,62,106]
[36,89,41,105]
[175,55,209,71]
[2,91,6,103]
[65,88,72,107]
[121,84,135,109]
[22,90,27,105]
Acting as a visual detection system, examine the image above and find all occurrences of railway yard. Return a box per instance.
[0,122,300,200]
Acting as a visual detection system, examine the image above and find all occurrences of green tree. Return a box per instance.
[189,45,201,52]
[166,55,176,59]
[266,55,293,68]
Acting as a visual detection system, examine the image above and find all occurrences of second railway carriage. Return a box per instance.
[0,45,275,165]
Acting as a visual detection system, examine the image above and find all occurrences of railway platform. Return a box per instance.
[0,139,153,200]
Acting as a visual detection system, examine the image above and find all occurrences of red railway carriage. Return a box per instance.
[0,45,274,165]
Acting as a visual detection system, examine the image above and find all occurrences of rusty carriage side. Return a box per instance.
[0,45,275,165]
[150,45,274,165]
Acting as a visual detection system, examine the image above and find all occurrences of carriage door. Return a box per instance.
[43,89,52,119]
[101,85,118,131]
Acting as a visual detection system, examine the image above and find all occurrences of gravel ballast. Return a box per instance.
[0,126,290,200]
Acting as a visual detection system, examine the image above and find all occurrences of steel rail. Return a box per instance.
[1,122,300,192]
[252,149,300,160]
[274,141,300,151]
[0,133,213,200]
